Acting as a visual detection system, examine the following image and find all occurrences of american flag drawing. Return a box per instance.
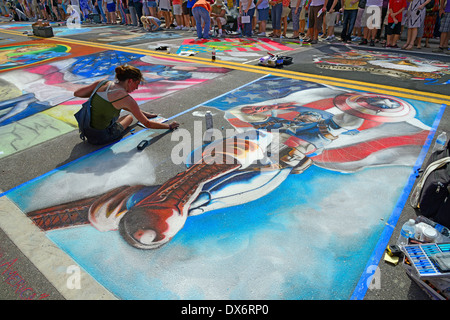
[177,38,293,54]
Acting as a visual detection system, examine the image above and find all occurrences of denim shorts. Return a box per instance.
[86,122,125,145]
[106,2,116,12]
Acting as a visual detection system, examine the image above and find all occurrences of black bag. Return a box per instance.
[425,0,435,10]
[74,80,108,142]
[410,140,450,228]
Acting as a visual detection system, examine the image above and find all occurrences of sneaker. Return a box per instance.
[325,35,335,41]
[352,36,361,41]
[432,47,444,53]
[174,26,182,30]
[310,39,318,44]
[370,40,375,46]
[359,39,368,45]
[257,32,266,36]
[182,26,190,30]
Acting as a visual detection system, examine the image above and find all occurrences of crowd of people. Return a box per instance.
[0,0,448,51]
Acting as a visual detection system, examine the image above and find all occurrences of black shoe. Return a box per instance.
[359,39,368,45]
[370,40,375,46]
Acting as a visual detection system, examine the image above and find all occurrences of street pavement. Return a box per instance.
[0,17,449,303]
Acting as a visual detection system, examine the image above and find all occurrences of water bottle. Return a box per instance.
[397,219,415,248]
[432,132,447,153]
[300,38,303,47]
[211,48,216,62]
[205,111,213,130]
[204,111,214,142]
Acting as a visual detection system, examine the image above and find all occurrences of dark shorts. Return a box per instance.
[106,2,116,12]
[86,122,125,145]
[182,1,189,15]
[386,22,401,35]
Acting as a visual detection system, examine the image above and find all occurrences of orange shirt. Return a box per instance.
[193,0,212,11]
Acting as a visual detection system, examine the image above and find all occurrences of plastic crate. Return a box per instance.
[403,243,450,278]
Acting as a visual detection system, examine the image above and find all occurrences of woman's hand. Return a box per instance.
[168,121,180,130]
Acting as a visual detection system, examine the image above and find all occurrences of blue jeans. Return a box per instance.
[193,6,210,39]
[341,9,357,41]
[97,0,107,23]
[291,6,301,32]
[242,7,255,36]
[133,1,143,24]
[271,3,282,30]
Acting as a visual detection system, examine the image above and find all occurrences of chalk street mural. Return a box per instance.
[0,46,230,158]
[313,49,450,84]
[0,39,105,72]
[177,37,294,62]
[3,75,442,299]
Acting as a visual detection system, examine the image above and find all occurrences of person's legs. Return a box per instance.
[192,6,203,38]
[135,1,143,24]
[271,3,282,36]
[291,6,300,37]
[199,6,210,38]
[97,0,107,22]
[243,7,255,36]
[118,114,133,129]
[341,10,350,41]
[347,9,357,40]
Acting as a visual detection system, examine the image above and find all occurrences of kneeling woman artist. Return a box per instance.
[74,64,180,145]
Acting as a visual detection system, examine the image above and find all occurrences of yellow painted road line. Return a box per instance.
[2,28,449,104]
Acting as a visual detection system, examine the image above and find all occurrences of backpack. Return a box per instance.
[410,140,450,228]
[74,80,108,142]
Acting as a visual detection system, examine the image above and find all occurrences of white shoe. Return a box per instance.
[257,32,266,36]
[182,26,189,30]
[190,27,195,31]
[325,35,335,41]
[174,26,181,30]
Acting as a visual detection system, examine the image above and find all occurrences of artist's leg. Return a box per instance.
[118,114,133,129]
